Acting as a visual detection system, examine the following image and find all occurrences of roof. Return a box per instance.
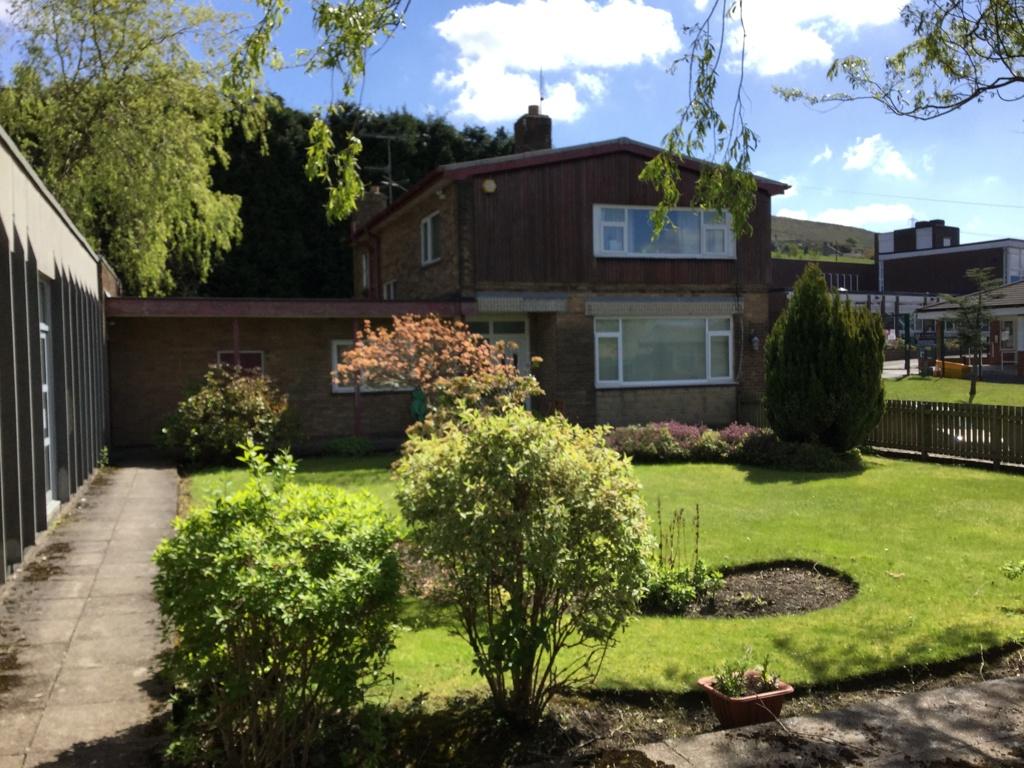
[917,280,1024,318]
[105,297,475,319]
[879,238,1024,262]
[356,137,790,235]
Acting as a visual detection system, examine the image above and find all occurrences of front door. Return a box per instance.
[467,315,531,378]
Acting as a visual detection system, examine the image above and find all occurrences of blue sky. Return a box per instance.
[3,0,1022,239]
[234,0,1024,240]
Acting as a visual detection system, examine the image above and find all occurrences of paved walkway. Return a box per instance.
[0,465,178,767]
[640,676,1024,767]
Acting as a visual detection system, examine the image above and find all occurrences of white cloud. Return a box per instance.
[842,134,916,180]
[779,203,916,230]
[0,0,11,23]
[434,0,681,123]
[811,145,833,164]
[718,0,903,76]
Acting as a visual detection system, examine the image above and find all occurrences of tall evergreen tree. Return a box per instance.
[764,264,885,452]
[203,100,513,298]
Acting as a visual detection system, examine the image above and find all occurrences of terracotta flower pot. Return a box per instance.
[697,676,795,728]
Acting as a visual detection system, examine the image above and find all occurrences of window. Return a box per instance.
[594,317,733,387]
[1007,247,1023,284]
[421,211,441,265]
[877,232,894,254]
[916,227,933,250]
[360,252,370,291]
[331,339,411,394]
[217,350,264,373]
[383,280,397,300]
[594,206,734,259]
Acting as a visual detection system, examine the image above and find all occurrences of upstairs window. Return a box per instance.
[1007,247,1023,284]
[383,280,397,300]
[421,211,441,265]
[594,205,734,260]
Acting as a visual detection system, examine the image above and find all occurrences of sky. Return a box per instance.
[4,0,1024,240]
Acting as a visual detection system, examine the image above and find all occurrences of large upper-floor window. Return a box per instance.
[594,205,733,260]
[594,317,733,388]
[1007,247,1023,284]
[421,211,441,266]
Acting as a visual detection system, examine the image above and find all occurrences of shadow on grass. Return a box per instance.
[738,464,867,485]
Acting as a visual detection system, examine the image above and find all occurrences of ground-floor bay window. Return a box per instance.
[594,317,733,387]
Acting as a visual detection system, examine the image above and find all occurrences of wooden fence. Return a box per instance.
[870,400,1024,466]
[738,400,1024,466]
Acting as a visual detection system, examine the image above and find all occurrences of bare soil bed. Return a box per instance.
[696,560,858,618]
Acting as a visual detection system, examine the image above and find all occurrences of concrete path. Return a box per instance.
[640,677,1024,767]
[0,465,178,767]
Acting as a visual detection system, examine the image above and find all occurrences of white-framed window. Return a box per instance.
[421,211,441,265]
[594,317,734,388]
[360,251,370,291]
[593,205,734,260]
[217,350,264,372]
[331,339,412,394]
[383,280,397,300]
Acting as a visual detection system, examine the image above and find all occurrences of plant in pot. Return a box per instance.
[698,652,794,728]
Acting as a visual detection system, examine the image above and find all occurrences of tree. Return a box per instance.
[648,1,1024,234]
[334,314,541,412]
[202,99,513,298]
[0,0,242,295]
[943,267,1003,401]
[778,1,1024,120]
[394,405,650,726]
[764,264,885,452]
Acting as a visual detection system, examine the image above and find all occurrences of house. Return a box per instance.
[0,124,116,579]
[351,105,788,428]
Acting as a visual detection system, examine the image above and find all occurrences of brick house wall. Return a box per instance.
[108,316,413,451]
[359,182,464,301]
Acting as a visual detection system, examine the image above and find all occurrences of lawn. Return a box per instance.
[188,454,1024,703]
[885,376,1024,406]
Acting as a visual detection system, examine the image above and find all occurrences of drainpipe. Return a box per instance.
[352,317,362,437]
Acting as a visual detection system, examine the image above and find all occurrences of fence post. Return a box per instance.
[921,402,932,458]
[992,406,1003,467]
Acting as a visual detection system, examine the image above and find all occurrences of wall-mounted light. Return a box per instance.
[750,333,761,352]
[481,178,497,194]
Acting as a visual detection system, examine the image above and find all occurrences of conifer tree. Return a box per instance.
[764,264,885,452]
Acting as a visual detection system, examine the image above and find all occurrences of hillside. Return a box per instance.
[771,216,876,259]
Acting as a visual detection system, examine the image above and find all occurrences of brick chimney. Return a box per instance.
[514,105,552,153]
[351,184,388,234]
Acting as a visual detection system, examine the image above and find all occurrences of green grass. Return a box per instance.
[771,251,875,265]
[885,376,1024,406]
[188,454,1024,704]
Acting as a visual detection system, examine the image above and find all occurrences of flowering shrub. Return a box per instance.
[334,314,541,414]
[606,421,762,463]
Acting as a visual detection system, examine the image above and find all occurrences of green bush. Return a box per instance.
[764,264,885,452]
[153,442,400,767]
[737,431,862,472]
[160,364,293,466]
[325,435,374,457]
[395,406,650,726]
[641,503,722,615]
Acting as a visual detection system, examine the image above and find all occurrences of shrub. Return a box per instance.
[712,651,781,697]
[160,365,292,466]
[641,503,722,615]
[605,422,683,461]
[153,442,401,767]
[736,431,862,473]
[764,264,885,452]
[394,406,650,726]
[325,435,374,457]
[606,421,764,463]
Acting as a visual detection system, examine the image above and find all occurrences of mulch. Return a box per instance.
[694,561,858,618]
